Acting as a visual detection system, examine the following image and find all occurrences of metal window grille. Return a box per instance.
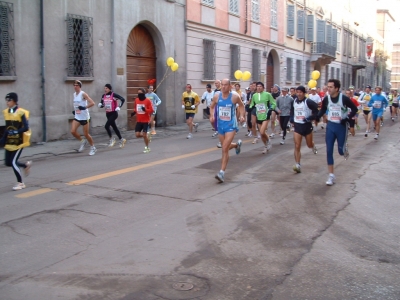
[296,59,301,81]
[332,28,338,52]
[230,44,240,80]
[336,68,340,80]
[331,67,335,80]
[229,0,239,14]
[252,0,260,23]
[286,57,292,81]
[0,1,15,76]
[287,5,295,36]
[67,14,93,77]
[305,60,311,81]
[297,10,305,39]
[252,49,260,81]
[203,39,215,80]
[336,29,340,52]
[271,0,278,28]
[202,0,214,6]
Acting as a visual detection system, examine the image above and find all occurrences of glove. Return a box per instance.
[201,99,205,104]
[304,117,311,123]
[78,106,87,110]
[115,107,120,112]
[141,106,146,112]
[98,103,103,108]
[130,112,136,117]
[8,130,18,136]
[191,105,196,109]
[72,111,75,115]
[182,105,185,109]
[340,118,349,125]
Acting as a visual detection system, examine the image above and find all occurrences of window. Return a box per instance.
[287,5,295,36]
[0,1,15,76]
[336,29,340,53]
[252,49,260,81]
[332,28,338,52]
[331,67,334,80]
[230,45,240,81]
[67,14,93,77]
[297,10,305,39]
[203,39,215,80]
[342,31,347,56]
[252,0,260,23]
[325,65,329,83]
[306,14,314,42]
[286,57,293,81]
[305,60,311,81]
[342,72,346,85]
[202,0,214,6]
[229,0,239,14]
[336,68,340,80]
[316,19,326,43]
[326,24,332,46]
[348,33,352,56]
[296,60,302,81]
[271,0,278,28]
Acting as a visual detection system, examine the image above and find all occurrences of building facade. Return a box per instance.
[0,0,186,142]
[391,43,400,90]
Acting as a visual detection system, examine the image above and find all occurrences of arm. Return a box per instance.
[99,95,105,108]
[233,94,245,122]
[269,94,277,110]
[146,100,154,114]
[343,97,358,119]
[113,93,126,107]
[83,92,95,109]
[317,97,329,119]
[194,94,200,107]
[209,93,219,123]
[306,99,320,121]
[153,93,162,106]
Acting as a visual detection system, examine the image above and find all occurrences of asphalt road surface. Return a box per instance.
[1,115,399,300]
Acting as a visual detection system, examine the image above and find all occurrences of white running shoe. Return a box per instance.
[293,163,301,173]
[374,134,379,140]
[266,141,272,151]
[217,142,222,148]
[252,138,258,144]
[78,139,87,152]
[143,146,151,153]
[279,132,283,137]
[235,139,242,155]
[280,139,285,145]
[269,133,275,138]
[326,174,336,186]
[313,145,318,154]
[89,146,97,156]
[212,131,218,138]
[25,161,32,176]
[215,171,225,183]
[247,132,253,138]
[242,123,247,128]
[13,182,26,191]
[119,138,126,148]
[187,133,192,139]
[108,137,116,147]
[194,123,199,132]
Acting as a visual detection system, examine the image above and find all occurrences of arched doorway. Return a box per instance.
[266,53,274,90]
[126,24,156,130]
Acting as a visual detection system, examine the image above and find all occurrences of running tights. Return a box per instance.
[5,148,25,183]
[105,111,122,139]
[325,121,348,165]
[279,116,290,139]
[246,105,252,129]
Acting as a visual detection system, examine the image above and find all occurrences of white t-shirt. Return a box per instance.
[201,91,214,107]
[309,94,321,104]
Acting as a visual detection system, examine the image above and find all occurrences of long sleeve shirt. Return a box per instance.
[276,95,294,116]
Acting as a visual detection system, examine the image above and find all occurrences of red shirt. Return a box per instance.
[134,98,154,123]
[318,92,325,99]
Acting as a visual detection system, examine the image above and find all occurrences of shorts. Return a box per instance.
[74,119,89,126]
[186,113,195,120]
[251,107,257,116]
[255,110,272,123]
[135,122,149,132]
[217,123,238,135]
[256,119,268,125]
[363,110,371,115]
[393,103,399,108]
[294,122,313,137]
[348,118,355,128]
[372,111,383,121]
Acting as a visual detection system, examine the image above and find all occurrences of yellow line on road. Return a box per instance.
[15,188,54,198]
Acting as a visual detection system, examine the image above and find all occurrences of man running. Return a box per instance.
[71,80,97,156]
[269,84,281,138]
[368,86,388,140]
[133,88,154,153]
[358,85,373,137]
[182,84,200,139]
[201,84,216,136]
[345,89,361,137]
[308,87,322,132]
[391,90,399,121]
[145,85,162,135]
[251,82,274,154]
[98,83,126,148]
[291,86,319,173]
[318,79,358,186]
[210,79,245,183]
[276,88,294,145]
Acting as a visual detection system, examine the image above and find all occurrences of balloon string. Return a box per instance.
[154,68,172,92]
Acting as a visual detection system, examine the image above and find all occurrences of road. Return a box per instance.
[0,115,399,300]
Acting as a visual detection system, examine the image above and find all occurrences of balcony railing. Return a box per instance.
[350,56,367,69]
[311,42,336,58]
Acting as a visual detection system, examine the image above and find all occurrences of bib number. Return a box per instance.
[329,106,342,122]
[256,103,266,114]
[219,107,231,121]
[137,104,145,114]
[295,108,305,122]
[373,101,382,108]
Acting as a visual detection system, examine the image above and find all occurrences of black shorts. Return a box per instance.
[135,122,149,132]
[251,107,257,116]
[185,113,195,120]
[256,119,268,125]
[393,103,399,108]
[363,110,371,115]
[348,118,355,128]
[74,119,88,126]
[294,122,313,136]
[255,110,272,122]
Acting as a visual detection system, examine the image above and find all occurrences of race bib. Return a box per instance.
[219,106,231,121]
[256,103,266,113]
[328,105,342,122]
[295,107,305,122]
[137,104,145,114]
[373,101,382,108]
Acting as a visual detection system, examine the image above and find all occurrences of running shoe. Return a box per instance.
[279,132,283,137]
[13,182,26,191]
[151,130,157,135]
[119,138,127,148]
[252,138,258,144]
[374,134,379,140]
[266,141,272,151]
[391,117,395,122]
[25,161,32,176]
[269,133,275,138]
[212,131,218,138]
[215,171,225,183]
[280,139,285,145]
[143,146,151,153]
[344,144,349,160]
[242,123,247,128]
[247,132,252,138]
[187,133,192,139]
[236,139,242,155]
[89,146,97,156]
[326,174,336,186]
[293,163,301,173]
[78,139,87,152]
[321,124,325,129]
[147,132,152,143]
[194,123,199,132]
[381,121,383,126]
[356,124,360,130]
[108,137,116,147]
[365,132,368,137]
[217,142,222,148]
[313,145,318,154]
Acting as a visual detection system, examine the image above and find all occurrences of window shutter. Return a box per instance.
[332,28,337,51]
[297,10,305,39]
[306,14,314,42]
[326,24,332,46]
[316,19,325,43]
[287,5,295,36]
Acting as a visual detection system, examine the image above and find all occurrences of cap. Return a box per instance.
[105,83,112,90]
[245,87,249,90]
[311,87,317,90]
[206,84,212,88]
[5,92,18,102]
[296,86,306,93]
[282,87,289,92]
[365,85,371,89]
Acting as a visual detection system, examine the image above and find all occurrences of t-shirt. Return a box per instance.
[309,94,321,104]
[134,98,154,123]
[182,91,200,113]
[201,91,214,107]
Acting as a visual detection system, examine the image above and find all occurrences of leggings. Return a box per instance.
[246,105,252,129]
[5,148,25,183]
[279,116,290,139]
[325,121,348,165]
[105,111,122,139]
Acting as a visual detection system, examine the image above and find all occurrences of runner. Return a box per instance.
[318,79,358,186]
[368,86,388,140]
[251,82,274,154]
[308,87,322,132]
[145,85,162,135]
[391,90,399,121]
[133,88,154,153]
[358,85,373,137]
[276,88,294,145]
[245,82,257,138]
[201,84,216,136]
[209,79,245,183]
[181,84,200,139]
[98,83,126,148]
[345,89,360,137]
[269,84,281,138]
[71,80,97,156]
[291,86,319,173]
[0,93,32,190]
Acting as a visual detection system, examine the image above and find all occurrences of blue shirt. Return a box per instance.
[217,92,238,130]
[368,94,388,112]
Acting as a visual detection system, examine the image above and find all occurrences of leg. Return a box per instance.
[259,121,269,145]
[251,114,257,137]
[219,131,236,171]
[325,124,337,171]
[70,120,82,140]
[104,114,113,138]
[281,116,290,140]
[82,123,94,146]
[270,111,276,134]
[6,149,24,183]
[187,116,193,133]
[293,132,303,164]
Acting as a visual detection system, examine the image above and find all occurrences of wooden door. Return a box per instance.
[126,24,156,130]
[266,54,274,90]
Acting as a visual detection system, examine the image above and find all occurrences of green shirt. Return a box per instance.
[251,91,276,120]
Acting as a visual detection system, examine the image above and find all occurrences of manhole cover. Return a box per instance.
[172,282,194,291]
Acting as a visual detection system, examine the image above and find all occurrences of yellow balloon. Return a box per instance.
[234,70,243,80]
[171,62,179,72]
[308,79,317,89]
[311,70,320,80]
[166,57,174,67]
[242,71,251,81]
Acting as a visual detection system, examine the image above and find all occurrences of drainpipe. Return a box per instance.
[111,0,115,88]
[40,0,46,142]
